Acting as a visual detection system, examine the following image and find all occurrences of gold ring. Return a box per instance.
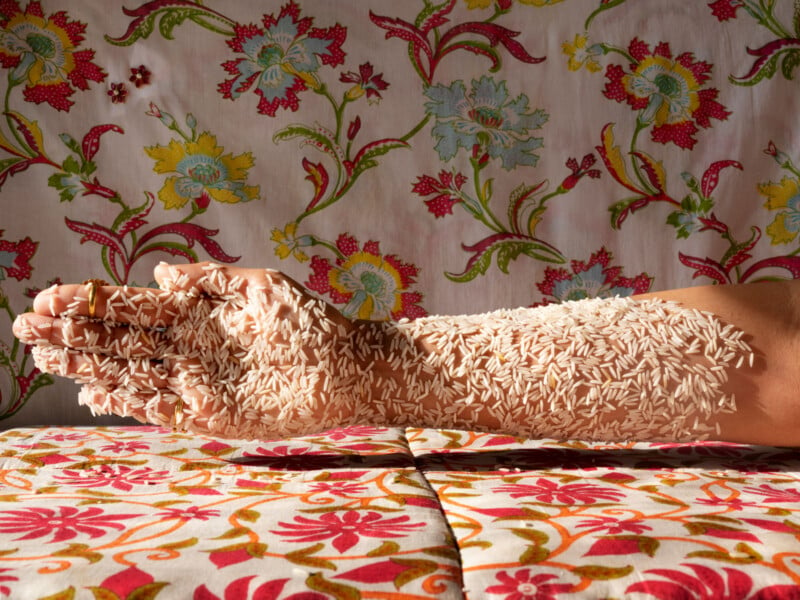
[82,279,108,319]
[172,397,184,432]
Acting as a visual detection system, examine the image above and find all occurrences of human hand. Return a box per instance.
[13,262,364,439]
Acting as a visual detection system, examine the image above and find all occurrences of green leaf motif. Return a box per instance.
[782,49,800,79]
[447,236,564,283]
[687,542,762,564]
[286,543,337,571]
[572,564,634,580]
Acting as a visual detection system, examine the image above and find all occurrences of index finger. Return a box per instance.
[33,282,192,328]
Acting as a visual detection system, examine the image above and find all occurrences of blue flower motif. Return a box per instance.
[219,2,346,116]
[424,76,548,170]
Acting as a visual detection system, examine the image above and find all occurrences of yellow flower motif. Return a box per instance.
[270,222,309,262]
[330,252,404,320]
[145,132,259,210]
[622,56,700,126]
[563,33,602,73]
[760,177,800,245]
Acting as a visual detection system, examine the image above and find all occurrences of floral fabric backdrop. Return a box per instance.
[1,0,800,426]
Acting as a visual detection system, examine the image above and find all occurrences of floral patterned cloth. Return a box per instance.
[0,425,799,599]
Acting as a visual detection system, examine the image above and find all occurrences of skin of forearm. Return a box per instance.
[350,296,755,442]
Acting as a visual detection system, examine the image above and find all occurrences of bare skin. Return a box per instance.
[12,262,800,446]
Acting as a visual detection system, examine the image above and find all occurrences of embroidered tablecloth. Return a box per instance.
[1,426,799,599]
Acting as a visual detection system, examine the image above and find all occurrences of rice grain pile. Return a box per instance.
[28,264,754,442]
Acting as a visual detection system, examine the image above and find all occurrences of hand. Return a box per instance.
[13,262,363,439]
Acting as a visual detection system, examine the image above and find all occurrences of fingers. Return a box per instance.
[14,313,172,359]
[32,282,189,328]
[78,384,183,429]
[31,346,169,390]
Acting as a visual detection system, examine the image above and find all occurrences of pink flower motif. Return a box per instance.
[340,62,389,102]
[0,568,17,597]
[575,516,652,535]
[156,506,221,521]
[107,81,127,103]
[241,444,338,470]
[708,0,745,21]
[695,496,759,510]
[625,563,800,600]
[42,432,89,442]
[603,38,729,149]
[271,510,425,553]
[485,569,573,600]
[560,153,601,191]
[321,425,389,441]
[128,64,150,87]
[97,567,158,600]
[0,506,140,543]
[100,440,150,454]
[412,170,469,218]
[743,484,800,504]
[54,465,170,491]
[307,481,369,497]
[493,478,625,505]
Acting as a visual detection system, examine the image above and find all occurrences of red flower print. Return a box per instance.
[97,567,162,600]
[241,444,340,470]
[493,478,625,505]
[107,81,127,103]
[0,568,17,597]
[708,0,744,21]
[0,506,140,543]
[536,247,652,304]
[340,62,389,102]
[412,170,469,218]
[128,64,150,87]
[322,425,389,440]
[603,38,729,149]
[0,232,36,281]
[575,516,652,535]
[0,1,106,111]
[218,1,346,116]
[307,233,426,321]
[560,153,601,191]
[53,465,170,491]
[485,569,573,600]
[307,481,369,497]
[100,440,150,454]
[626,563,800,600]
[24,276,61,298]
[156,506,221,521]
[743,484,800,504]
[271,510,425,553]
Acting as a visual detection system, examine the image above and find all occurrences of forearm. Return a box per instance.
[351,295,755,442]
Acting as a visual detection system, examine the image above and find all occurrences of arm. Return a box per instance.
[12,263,800,445]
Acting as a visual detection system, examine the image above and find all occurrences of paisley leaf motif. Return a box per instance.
[731,38,800,85]
[447,233,564,282]
[105,0,232,46]
[678,252,729,284]
[81,125,124,161]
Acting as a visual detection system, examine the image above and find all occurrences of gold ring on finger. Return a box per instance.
[82,278,108,319]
